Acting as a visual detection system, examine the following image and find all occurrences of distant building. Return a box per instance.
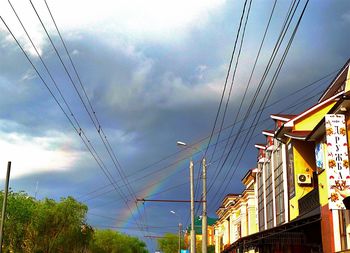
[184,216,217,250]
[214,169,257,253]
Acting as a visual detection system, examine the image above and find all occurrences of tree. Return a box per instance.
[89,229,148,253]
[0,190,37,252]
[0,190,148,253]
[27,196,89,253]
[157,233,184,253]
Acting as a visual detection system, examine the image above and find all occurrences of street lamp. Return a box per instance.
[176,141,207,253]
[170,210,182,253]
[177,141,196,253]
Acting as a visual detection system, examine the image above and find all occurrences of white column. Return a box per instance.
[271,147,277,227]
[240,203,247,238]
[262,162,267,230]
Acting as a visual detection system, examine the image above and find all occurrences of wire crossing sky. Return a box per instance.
[0,0,350,251]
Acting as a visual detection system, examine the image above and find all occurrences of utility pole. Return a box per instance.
[202,158,207,253]
[178,223,182,253]
[0,162,11,253]
[190,160,196,253]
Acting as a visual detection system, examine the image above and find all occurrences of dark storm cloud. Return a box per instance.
[1,1,350,247]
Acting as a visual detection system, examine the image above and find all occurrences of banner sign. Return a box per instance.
[325,114,350,209]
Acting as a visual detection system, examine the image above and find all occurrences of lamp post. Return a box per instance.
[202,157,207,253]
[177,141,208,253]
[177,141,196,253]
[170,210,182,253]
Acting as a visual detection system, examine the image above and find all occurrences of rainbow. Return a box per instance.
[116,142,208,228]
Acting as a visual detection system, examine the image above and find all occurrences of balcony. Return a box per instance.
[298,188,320,216]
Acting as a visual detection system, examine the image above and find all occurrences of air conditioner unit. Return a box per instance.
[297,174,312,185]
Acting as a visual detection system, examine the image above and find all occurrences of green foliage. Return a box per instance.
[27,196,89,253]
[0,191,36,252]
[0,191,148,253]
[157,233,184,253]
[89,229,148,253]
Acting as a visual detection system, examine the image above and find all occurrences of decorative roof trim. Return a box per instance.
[284,131,311,141]
[262,130,274,137]
[318,60,350,102]
[284,91,344,128]
[270,114,296,122]
[254,144,266,150]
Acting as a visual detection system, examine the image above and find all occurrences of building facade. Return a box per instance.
[214,170,258,253]
[216,59,350,253]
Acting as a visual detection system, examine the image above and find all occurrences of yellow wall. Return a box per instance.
[248,207,257,235]
[289,140,316,220]
[290,99,339,219]
[294,102,336,131]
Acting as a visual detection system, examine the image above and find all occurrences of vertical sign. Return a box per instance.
[325,114,349,209]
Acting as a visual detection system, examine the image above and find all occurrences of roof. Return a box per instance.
[241,169,253,181]
[284,91,343,128]
[284,131,312,141]
[220,194,240,208]
[222,193,240,198]
[318,59,350,103]
[270,114,296,122]
[262,130,274,137]
[186,216,217,234]
[308,97,350,141]
[241,169,256,185]
[254,144,266,149]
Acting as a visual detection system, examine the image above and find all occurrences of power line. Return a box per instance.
[202,0,250,159]
[207,0,277,197]
[3,1,145,234]
[208,0,253,165]
[29,0,146,234]
[209,0,310,210]
[77,67,337,203]
[0,15,139,231]
[206,0,301,202]
[190,0,252,228]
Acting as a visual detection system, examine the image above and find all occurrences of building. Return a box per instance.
[278,59,350,252]
[184,216,217,251]
[214,169,258,253]
[218,59,350,253]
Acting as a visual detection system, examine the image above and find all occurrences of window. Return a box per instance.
[274,141,285,225]
[257,164,265,231]
[265,152,274,229]
[287,142,295,198]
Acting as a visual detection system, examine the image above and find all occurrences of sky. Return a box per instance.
[0,0,350,251]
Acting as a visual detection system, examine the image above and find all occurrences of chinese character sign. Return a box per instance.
[325,114,349,209]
